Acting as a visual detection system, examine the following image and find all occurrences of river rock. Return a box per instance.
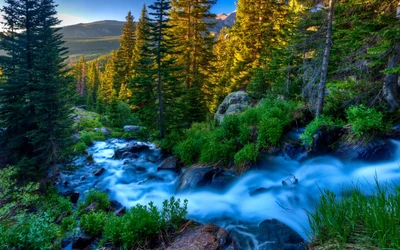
[333,138,393,161]
[177,166,216,192]
[157,157,179,172]
[93,167,105,176]
[109,200,123,211]
[308,125,342,157]
[114,207,126,217]
[257,219,306,250]
[124,125,142,133]
[62,190,80,204]
[167,224,237,250]
[101,127,110,137]
[114,143,149,159]
[72,235,92,249]
[215,91,249,123]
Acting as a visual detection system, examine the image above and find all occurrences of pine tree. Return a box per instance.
[74,56,87,97]
[114,11,135,98]
[102,50,117,104]
[86,62,100,110]
[0,0,72,178]
[169,0,217,122]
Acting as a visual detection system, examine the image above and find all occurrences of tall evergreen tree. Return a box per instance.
[114,11,135,99]
[169,0,216,122]
[0,0,72,178]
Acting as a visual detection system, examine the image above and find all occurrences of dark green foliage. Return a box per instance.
[174,98,297,168]
[102,197,188,248]
[0,213,62,250]
[75,117,103,131]
[72,142,87,155]
[81,211,107,236]
[300,116,335,145]
[39,187,73,220]
[78,189,110,212]
[345,105,388,137]
[0,0,73,179]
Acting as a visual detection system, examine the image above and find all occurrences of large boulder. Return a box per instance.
[308,125,343,157]
[215,91,249,123]
[124,125,142,133]
[257,219,306,250]
[158,157,179,172]
[177,166,215,192]
[177,166,235,192]
[333,138,394,161]
[114,143,150,159]
[167,224,237,250]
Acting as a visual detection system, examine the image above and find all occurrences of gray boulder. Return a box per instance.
[214,91,249,123]
[157,157,179,172]
[101,127,110,137]
[124,125,142,133]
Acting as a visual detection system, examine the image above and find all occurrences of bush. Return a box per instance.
[77,117,102,131]
[61,215,78,233]
[78,189,110,212]
[219,115,241,139]
[72,142,87,155]
[257,117,283,147]
[234,143,258,166]
[106,101,141,128]
[345,105,387,136]
[80,132,94,146]
[102,216,124,246]
[162,197,188,230]
[81,211,107,236]
[0,213,62,250]
[119,202,163,248]
[40,188,72,220]
[200,128,237,164]
[300,116,335,145]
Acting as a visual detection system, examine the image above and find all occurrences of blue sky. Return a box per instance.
[0,0,236,27]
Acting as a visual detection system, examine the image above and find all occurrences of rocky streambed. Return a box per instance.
[57,136,400,249]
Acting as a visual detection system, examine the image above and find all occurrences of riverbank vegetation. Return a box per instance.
[308,180,400,249]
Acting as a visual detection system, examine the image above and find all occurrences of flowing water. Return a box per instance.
[57,138,400,249]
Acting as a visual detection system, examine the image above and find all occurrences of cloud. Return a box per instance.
[57,13,90,27]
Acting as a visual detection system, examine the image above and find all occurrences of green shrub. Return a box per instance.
[92,131,107,141]
[106,101,141,128]
[200,128,236,164]
[80,211,107,236]
[121,132,135,139]
[39,188,72,220]
[77,117,102,131]
[80,132,94,146]
[162,197,188,230]
[102,215,124,246]
[300,116,335,145]
[110,131,123,138]
[72,142,87,155]
[234,143,258,165]
[61,215,78,233]
[119,202,163,248]
[133,127,150,142]
[0,213,62,250]
[174,123,210,165]
[220,115,241,139]
[257,117,283,147]
[78,189,110,212]
[345,105,387,136]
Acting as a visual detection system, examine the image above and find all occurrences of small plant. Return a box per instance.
[300,116,335,145]
[80,211,107,236]
[61,215,78,233]
[72,142,87,155]
[80,131,94,146]
[162,197,188,229]
[39,187,73,220]
[234,143,258,165]
[78,189,110,212]
[102,215,124,246]
[77,117,102,131]
[257,116,283,147]
[345,105,387,136]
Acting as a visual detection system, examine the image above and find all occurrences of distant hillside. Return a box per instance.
[61,13,237,64]
[61,20,124,63]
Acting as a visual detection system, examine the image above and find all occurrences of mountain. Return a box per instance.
[61,13,237,64]
[212,11,236,35]
[61,20,124,63]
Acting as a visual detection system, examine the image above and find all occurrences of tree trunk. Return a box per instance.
[383,43,400,111]
[316,0,334,117]
[157,0,165,138]
[383,1,400,111]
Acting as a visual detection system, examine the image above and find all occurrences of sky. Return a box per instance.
[0,0,236,27]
